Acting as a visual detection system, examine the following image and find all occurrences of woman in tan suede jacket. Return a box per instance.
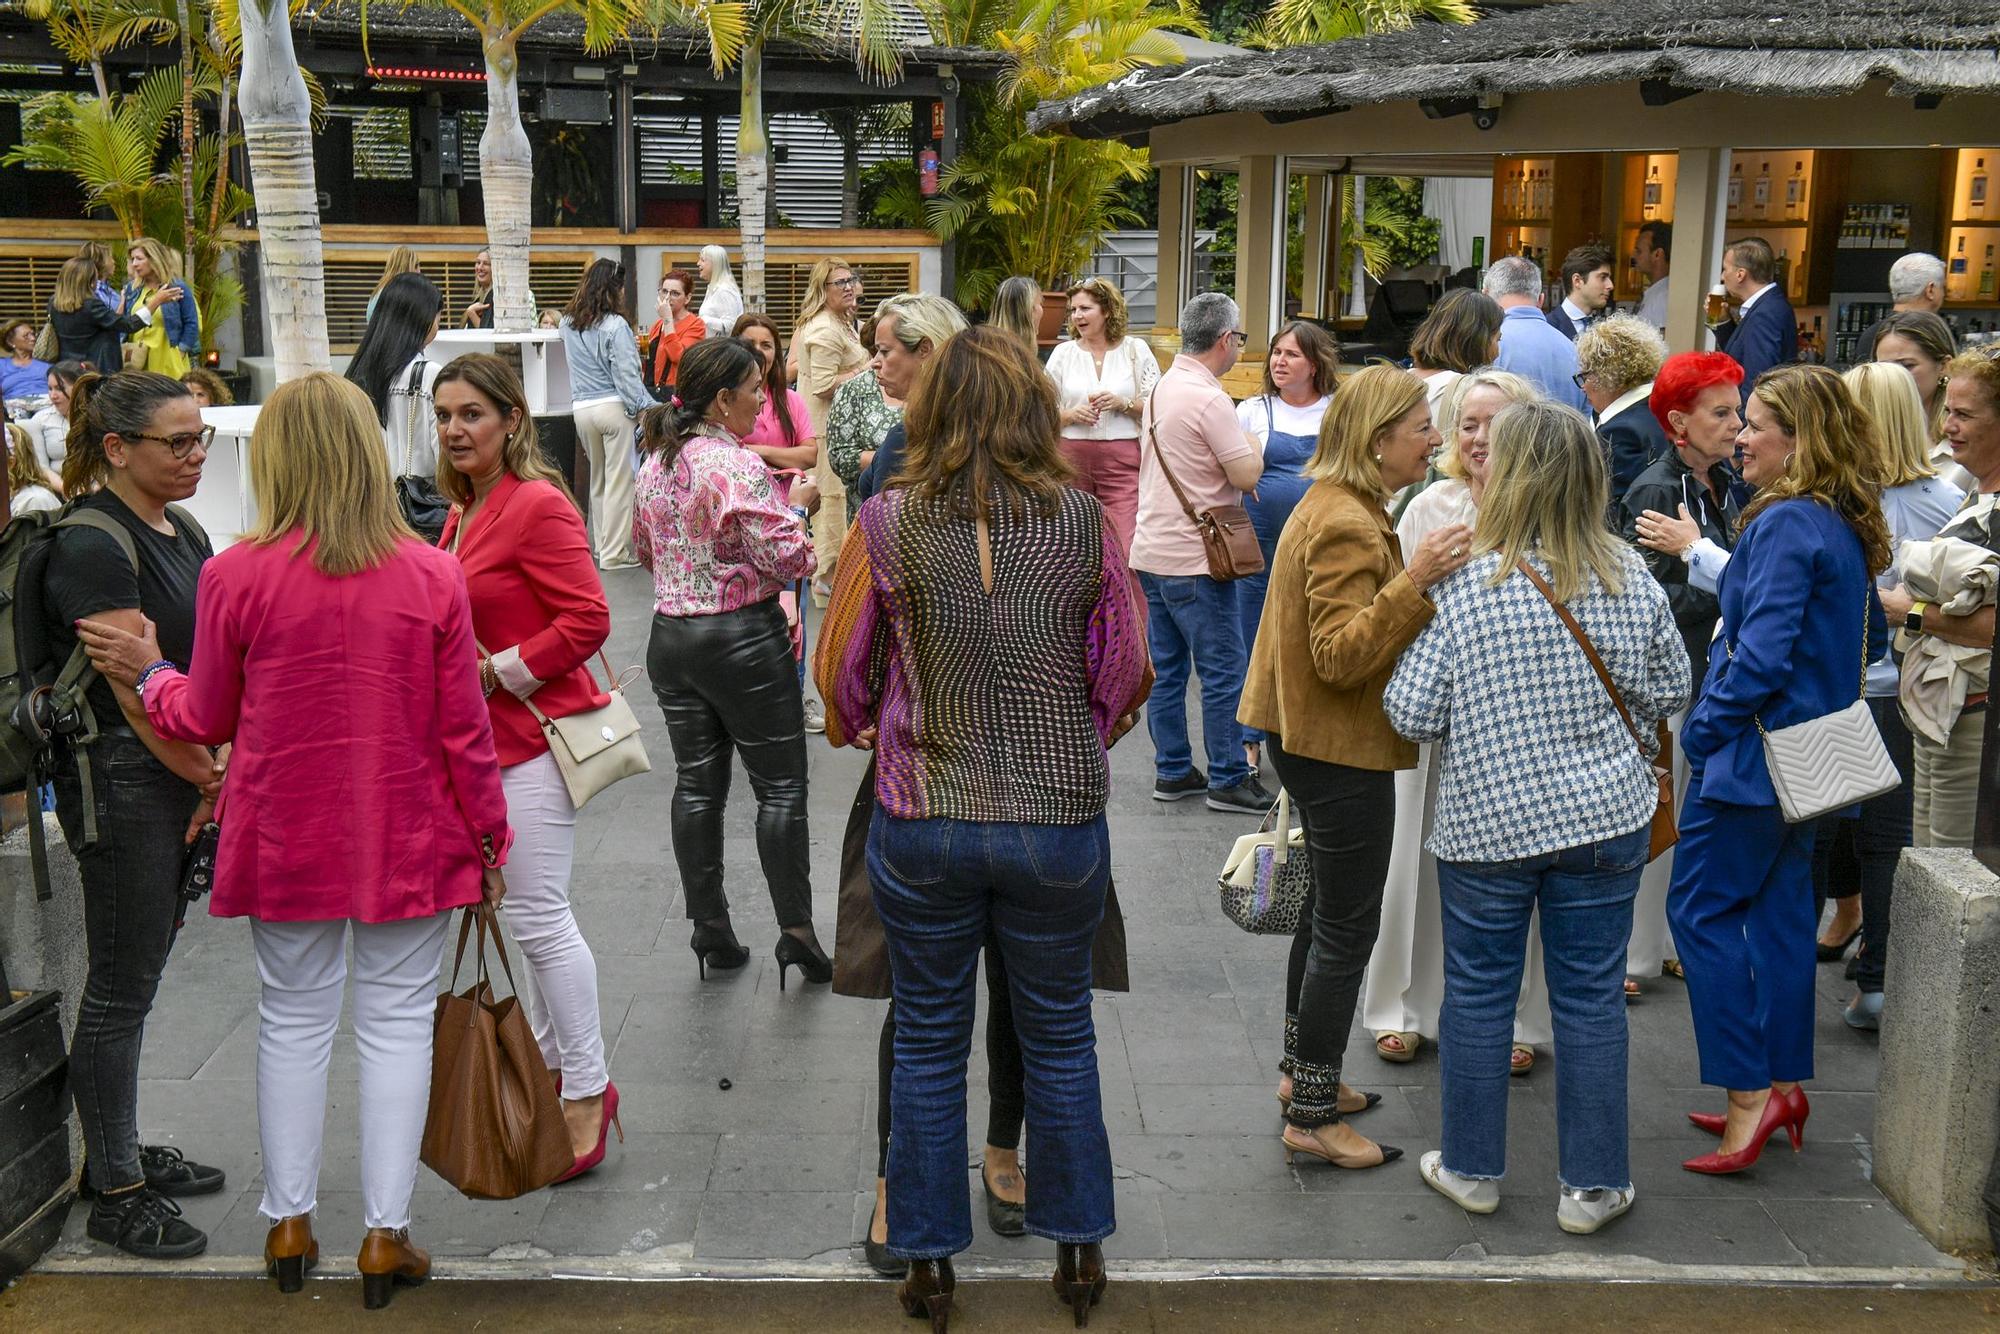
[1238,363,1473,1172]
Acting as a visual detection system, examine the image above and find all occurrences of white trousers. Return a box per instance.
[573,399,638,568]
[252,913,449,1230]
[502,752,608,1098]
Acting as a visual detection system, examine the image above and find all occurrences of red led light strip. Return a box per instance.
[366,65,486,82]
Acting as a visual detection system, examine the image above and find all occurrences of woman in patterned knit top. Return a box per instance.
[816,327,1151,1332]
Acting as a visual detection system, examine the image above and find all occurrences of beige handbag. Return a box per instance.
[484,641,651,810]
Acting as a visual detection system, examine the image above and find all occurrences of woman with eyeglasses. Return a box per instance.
[39,370,227,1260]
[793,258,869,590]
[644,267,707,400]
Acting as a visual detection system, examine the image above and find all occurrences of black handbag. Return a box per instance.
[395,359,449,543]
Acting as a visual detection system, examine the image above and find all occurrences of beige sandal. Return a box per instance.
[1510,1043,1535,1076]
[1375,1031,1421,1063]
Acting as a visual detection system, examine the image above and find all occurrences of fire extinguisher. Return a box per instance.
[919,149,940,198]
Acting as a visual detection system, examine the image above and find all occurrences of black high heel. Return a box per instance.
[898,1257,955,1332]
[1053,1242,1106,1327]
[690,920,750,979]
[775,932,833,991]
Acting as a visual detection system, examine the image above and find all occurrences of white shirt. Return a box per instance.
[1597,382,1654,426]
[1236,393,1330,451]
[26,406,66,473]
[1560,297,1595,333]
[385,356,443,478]
[1045,336,1162,440]
[1737,281,1776,318]
[1416,369,1462,428]
[1635,274,1670,330]
[699,282,744,338]
[9,483,58,518]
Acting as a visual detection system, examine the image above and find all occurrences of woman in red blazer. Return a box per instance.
[77,372,511,1307]
[434,354,620,1182]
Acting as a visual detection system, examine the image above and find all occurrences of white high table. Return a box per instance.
[423,328,573,416]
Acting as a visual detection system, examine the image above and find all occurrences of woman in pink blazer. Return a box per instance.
[78,372,512,1311]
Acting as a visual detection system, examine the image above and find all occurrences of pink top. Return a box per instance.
[633,430,816,617]
[140,535,513,924]
[1132,354,1259,577]
[742,387,814,451]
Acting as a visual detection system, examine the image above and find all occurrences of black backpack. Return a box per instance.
[0,501,201,898]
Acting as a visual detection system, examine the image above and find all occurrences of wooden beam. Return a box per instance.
[1236,155,1287,360]
[1298,174,1331,319]
[1667,147,1729,355]
[1154,163,1190,331]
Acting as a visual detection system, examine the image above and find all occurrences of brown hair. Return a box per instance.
[1726,237,1777,285]
[52,257,96,314]
[1408,290,1503,375]
[430,354,571,506]
[180,366,233,406]
[1560,243,1614,295]
[61,369,192,495]
[732,312,799,446]
[78,240,114,283]
[661,267,695,298]
[1308,363,1427,497]
[893,326,1070,520]
[1064,277,1129,344]
[1,318,36,352]
[635,337,765,473]
[1741,364,1893,574]
[563,258,629,331]
[1260,320,1340,399]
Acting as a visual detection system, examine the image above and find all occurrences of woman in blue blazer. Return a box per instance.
[1670,365,1890,1175]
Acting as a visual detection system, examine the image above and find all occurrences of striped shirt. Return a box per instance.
[815,485,1151,824]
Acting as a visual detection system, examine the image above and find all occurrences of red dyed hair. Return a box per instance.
[662,267,695,296]
[1649,351,1744,440]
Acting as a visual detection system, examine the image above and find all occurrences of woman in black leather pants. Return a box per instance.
[633,337,832,985]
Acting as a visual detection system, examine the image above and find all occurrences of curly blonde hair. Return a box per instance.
[1575,314,1667,399]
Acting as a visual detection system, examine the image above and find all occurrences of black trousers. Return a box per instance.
[1809,695,1914,994]
[647,600,812,929]
[1270,738,1396,1128]
[52,733,201,1194]
[875,928,1027,1175]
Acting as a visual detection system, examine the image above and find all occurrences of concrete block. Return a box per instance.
[1872,848,2000,1256]
[0,814,87,1170]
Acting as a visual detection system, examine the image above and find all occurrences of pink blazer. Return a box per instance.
[141,534,513,923]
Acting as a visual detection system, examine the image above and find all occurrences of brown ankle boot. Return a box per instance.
[264,1215,318,1293]
[357,1226,430,1310]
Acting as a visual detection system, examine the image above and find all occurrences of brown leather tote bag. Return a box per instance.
[1146,389,1264,582]
[421,906,574,1199]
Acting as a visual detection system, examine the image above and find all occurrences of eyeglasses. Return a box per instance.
[1225,331,1249,346]
[127,425,215,459]
[831,277,862,290]
[1572,371,1593,391]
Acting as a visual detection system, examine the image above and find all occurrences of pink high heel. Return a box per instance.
[552,1082,622,1184]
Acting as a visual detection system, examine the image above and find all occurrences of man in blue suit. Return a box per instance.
[1715,238,1796,389]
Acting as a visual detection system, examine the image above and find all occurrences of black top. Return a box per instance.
[43,490,212,727]
[1618,448,1741,693]
[855,423,908,506]
[1596,399,1672,509]
[49,297,144,376]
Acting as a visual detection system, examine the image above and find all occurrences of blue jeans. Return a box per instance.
[868,808,1115,1259]
[1138,571,1249,790]
[1437,825,1648,1191]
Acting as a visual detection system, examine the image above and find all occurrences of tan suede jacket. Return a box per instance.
[1237,479,1435,770]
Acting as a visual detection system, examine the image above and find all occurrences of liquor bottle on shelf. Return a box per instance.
[1981,244,1997,301]
[1752,160,1772,219]
[1643,164,1662,218]
[1784,161,1805,218]
[1972,157,1990,218]
[1471,236,1485,273]
[1949,235,1971,302]
[1727,163,1744,214]
[1775,248,1791,299]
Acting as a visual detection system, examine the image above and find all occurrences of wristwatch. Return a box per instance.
[1905,600,1929,635]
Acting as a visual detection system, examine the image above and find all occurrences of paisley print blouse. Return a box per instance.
[633,430,816,617]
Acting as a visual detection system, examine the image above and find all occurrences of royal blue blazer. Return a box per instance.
[1681,498,1887,808]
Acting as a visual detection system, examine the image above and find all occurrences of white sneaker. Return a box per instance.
[1557,1183,1635,1234]
[803,699,826,735]
[1419,1150,1499,1214]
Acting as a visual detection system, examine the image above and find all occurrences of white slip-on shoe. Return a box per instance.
[1419,1150,1499,1214]
[1557,1183,1635,1234]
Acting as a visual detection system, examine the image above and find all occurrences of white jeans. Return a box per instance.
[252,913,449,1230]
[503,751,608,1098]
[573,398,637,568]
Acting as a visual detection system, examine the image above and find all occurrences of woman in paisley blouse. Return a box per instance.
[634,337,831,986]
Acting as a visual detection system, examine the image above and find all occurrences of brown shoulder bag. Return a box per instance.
[1516,560,1678,862]
[1146,388,1264,582]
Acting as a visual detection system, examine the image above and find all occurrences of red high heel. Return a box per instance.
[1681,1087,1804,1174]
[1689,1085,1810,1139]
[552,1082,623,1184]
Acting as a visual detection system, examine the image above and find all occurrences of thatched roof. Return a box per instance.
[1029,0,2000,138]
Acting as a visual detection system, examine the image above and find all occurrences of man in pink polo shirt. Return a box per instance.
[1133,292,1271,813]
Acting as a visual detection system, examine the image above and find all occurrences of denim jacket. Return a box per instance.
[123,280,199,355]
[560,314,652,418]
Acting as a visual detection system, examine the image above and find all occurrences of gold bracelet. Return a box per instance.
[479,658,497,697]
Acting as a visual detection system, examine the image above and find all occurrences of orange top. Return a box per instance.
[648,311,707,391]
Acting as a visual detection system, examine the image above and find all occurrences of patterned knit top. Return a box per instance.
[815,485,1151,824]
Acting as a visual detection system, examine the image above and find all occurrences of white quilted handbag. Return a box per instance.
[1730,587,1900,824]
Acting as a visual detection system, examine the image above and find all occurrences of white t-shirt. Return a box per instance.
[9,483,59,517]
[1045,336,1162,440]
[27,406,66,474]
[1235,394,1331,451]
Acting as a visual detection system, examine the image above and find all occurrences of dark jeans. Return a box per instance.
[1270,739,1395,1128]
[647,600,812,928]
[868,807,1113,1259]
[876,932,1026,1176]
[1809,695,1913,994]
[1138,571,1250,791]
[51,733,201,1194]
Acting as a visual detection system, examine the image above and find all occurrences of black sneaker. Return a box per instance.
[86,1186,209,1260]
[1207,777,1277,814]
[137,1145,226,1198]
[1153,769,1208,802]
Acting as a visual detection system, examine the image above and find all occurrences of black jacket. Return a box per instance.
[1597,397,1672,506]
[50,296,143,374]
[1618,449,1741,692]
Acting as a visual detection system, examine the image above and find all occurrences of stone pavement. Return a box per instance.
[40,568,1970,1282]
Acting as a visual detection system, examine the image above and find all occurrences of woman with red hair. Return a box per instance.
[644,267,707,398]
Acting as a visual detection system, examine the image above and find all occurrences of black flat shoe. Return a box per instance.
[864,1194,907,1276]
[982,1165,1027,1237]
[775,932,833,991]
[1816,926,1860,961]
[690,920,751,979]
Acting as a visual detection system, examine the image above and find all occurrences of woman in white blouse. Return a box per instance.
[1043,278,1160,557]
[697,245,745,338]
[1363,370,1557,1077]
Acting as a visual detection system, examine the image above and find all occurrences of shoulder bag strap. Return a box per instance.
[1515,558,1647,753]
[474,636,616,729]
[1145,386,1205,529]
[400,359,429,478]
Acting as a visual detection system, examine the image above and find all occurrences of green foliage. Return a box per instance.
[1371,175,1439,270]
[1249,0,1474,48]
[531,123,602,226]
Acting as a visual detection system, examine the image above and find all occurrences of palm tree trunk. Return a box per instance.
[841,133,860,229]
[176,0,197,303]
[736,44,769,314]
[237,0,329,377]
[89,58,109,105]
[479,34,535,333]
[207,10,235,234]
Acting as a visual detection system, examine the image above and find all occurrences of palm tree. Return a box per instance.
[658,0,906,312]
[235,0,330,374]
[370,0,649,331]
[1250,0,1474,46]
[22,0,174,102]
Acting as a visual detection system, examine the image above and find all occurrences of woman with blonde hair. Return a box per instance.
[793,256,869,592]
[1869,311,1960,485]
[366,245,422,321]
[987,275,1041,351]
[7,421,60,514]
[74,371,511,1303]
[49,257,143,373]
[1670,364,1890,1174]
[1575,314,1671,501]
[1043,276,1160,558]
[1387,398,1687,1234]
[1238,364,1475,1171]
[121,238,199,379]
[1363,368,1553,1073]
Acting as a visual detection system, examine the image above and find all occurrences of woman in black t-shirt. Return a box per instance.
[42,371,224,1260]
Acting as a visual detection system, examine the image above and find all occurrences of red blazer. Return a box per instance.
[440,474,612,768]
[142,537,511,924]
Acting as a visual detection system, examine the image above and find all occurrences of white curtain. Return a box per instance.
[1423,177,1496,273]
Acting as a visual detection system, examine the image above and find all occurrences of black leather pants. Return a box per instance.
[647,599,812,928]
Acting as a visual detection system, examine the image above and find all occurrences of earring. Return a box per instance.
[1374,452,1383,462]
